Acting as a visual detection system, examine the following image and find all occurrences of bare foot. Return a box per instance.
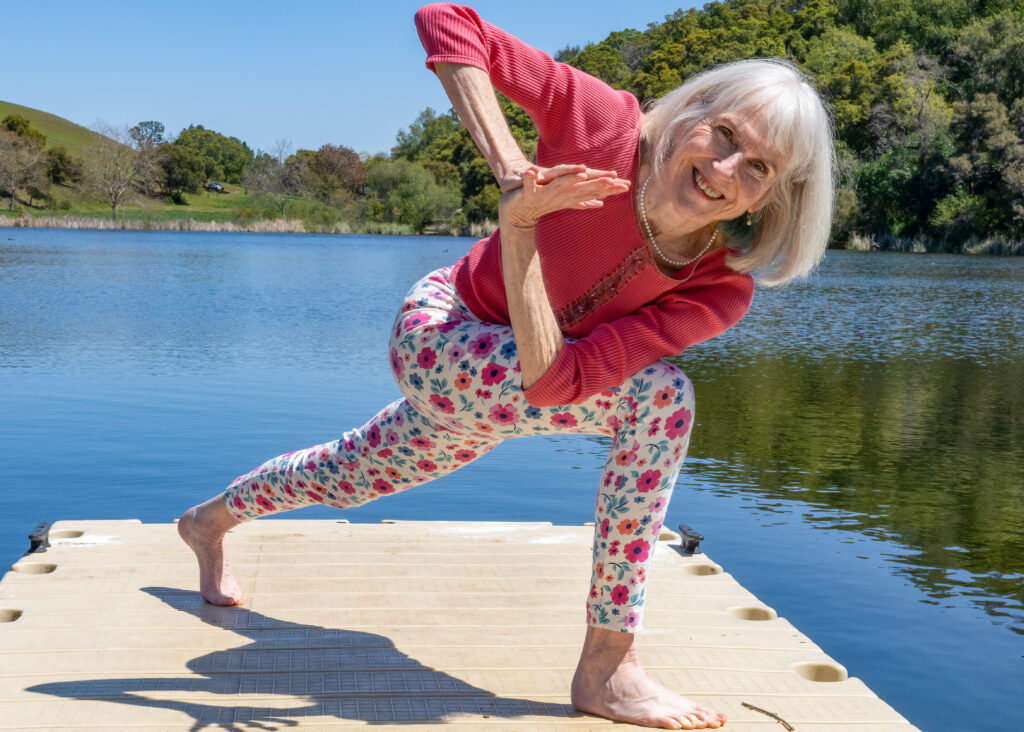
[572,627,726,729]
[177,496,244,606]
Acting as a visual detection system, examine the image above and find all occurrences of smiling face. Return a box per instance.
[642,109,785,243]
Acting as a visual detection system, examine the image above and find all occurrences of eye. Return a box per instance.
[750,160,768,176]
[715,125,734,141]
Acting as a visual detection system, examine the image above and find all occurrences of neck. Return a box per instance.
[636,173,720,263]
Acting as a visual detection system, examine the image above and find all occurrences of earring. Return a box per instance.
[746,210,752,226]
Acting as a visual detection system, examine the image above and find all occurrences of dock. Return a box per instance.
[0,519,918,730]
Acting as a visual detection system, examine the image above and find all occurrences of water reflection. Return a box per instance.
[668,250,1024,633]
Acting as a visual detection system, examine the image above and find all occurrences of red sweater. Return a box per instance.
[415,4,754,407]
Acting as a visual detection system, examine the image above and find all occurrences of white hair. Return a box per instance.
[640,58,836,286]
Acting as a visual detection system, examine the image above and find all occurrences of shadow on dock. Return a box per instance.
[27,586,576,730]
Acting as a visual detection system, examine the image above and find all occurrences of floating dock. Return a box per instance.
[0,519,918,730]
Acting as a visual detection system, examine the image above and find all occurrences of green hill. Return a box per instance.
[0,100,101,153]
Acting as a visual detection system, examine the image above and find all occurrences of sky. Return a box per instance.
[3,1,700,156]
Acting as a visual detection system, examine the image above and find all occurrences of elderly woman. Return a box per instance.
[178,3,834,729]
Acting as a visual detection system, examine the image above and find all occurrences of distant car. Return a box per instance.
[205,182,225,193]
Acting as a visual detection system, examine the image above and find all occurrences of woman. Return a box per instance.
[179,4,835,729]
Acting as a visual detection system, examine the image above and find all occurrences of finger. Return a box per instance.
[533,163,587,184]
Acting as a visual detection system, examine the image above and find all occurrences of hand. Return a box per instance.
[499,165,631,230]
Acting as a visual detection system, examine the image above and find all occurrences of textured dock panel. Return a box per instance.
[0,519,918,730]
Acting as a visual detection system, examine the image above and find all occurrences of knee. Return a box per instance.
[633,360,695,440]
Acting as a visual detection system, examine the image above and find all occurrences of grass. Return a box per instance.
[0,100,106,154]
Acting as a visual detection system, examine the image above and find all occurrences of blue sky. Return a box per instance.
[4,1,699,156]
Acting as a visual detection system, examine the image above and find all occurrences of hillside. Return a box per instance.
[0,100,101,152]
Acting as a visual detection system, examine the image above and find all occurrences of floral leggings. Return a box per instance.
[224,267,696,632]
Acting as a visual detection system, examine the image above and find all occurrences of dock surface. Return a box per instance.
[0,519,917,731]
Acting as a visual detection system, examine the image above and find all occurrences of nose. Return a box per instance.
[714,151,744,177]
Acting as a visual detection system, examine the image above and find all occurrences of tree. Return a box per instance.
[0,130,46,210]
[172,125,253,183]
[160,144,205,203]
[1,114,46,147]
[243,146,304,217]
[129,121,167,197]
[82,127,139,220]
[46,146,83,185]
[303,143,366,200]
[366,158,460,233]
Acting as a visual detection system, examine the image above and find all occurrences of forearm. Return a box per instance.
[434,62,531,191]
[500,225,564,389]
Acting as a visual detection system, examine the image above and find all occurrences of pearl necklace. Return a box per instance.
[638,175,718,269]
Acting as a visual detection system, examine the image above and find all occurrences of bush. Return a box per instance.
[284,197,340,233]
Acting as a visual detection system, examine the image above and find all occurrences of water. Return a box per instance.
[1,228,1022,730]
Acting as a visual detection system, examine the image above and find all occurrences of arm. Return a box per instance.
[415,4,638,164]
[434,62,531,192]
[522,268,755,406]
[499,167,631,388]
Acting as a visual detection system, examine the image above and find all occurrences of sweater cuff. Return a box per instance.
[521,346,578,407]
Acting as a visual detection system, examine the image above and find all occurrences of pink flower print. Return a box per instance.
[437,319,460,334]
[385,429,400,446]
[611,584,630,605]
[393,411,405,427]
[366,424,381,448]
[403,313,430,331]
[550,412,578,428]
[339,480,356,495]
[390,348,404,380]
[647,417,661,437]
[607,415,622,432]
[480,361,508,386]
[305,490,324,503]
[476,388,492,399]
[454,449,477,462]
[417,347,437,369]
[637,469,662,493]
[624,612,640,629]
[488,403,519,425]
[429,394,455,414]
[232,495,245,511]
[600,518,610,539]
[608,540,621,556]
[651,519,663,536]
[650,496,668,513]
[448,346,466,364]
[468,333,499,359]
[665,406,692,439]
[624,538,651,563]
[654,386,675,409]
[283,484,297,499]
[417,458,438,472]
[372,478,395,494]
[410,436,435,450]
[590,584,599,599]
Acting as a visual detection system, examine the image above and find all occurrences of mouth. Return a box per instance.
[693,169,723,200]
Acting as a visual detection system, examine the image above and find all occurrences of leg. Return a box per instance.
[179,266,499,604]
[178,494,244,606]
[570,361,725,728]
[572,627,725,729]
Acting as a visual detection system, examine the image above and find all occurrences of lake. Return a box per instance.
[1,228,1021,730]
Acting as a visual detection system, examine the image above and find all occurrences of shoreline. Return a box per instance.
[1,213,1021,254]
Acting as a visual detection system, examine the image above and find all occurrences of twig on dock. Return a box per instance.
[742,701,795,731]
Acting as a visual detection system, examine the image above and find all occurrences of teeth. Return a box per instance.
[695,170,723,199]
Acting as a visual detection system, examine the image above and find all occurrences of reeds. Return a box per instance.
[0,214,308,233]
[844,232,1022,255]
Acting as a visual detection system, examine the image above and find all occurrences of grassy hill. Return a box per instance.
[0,100,101,153]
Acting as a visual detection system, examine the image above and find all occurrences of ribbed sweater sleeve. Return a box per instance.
[415,3,637,154]
[522,260,755,407]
